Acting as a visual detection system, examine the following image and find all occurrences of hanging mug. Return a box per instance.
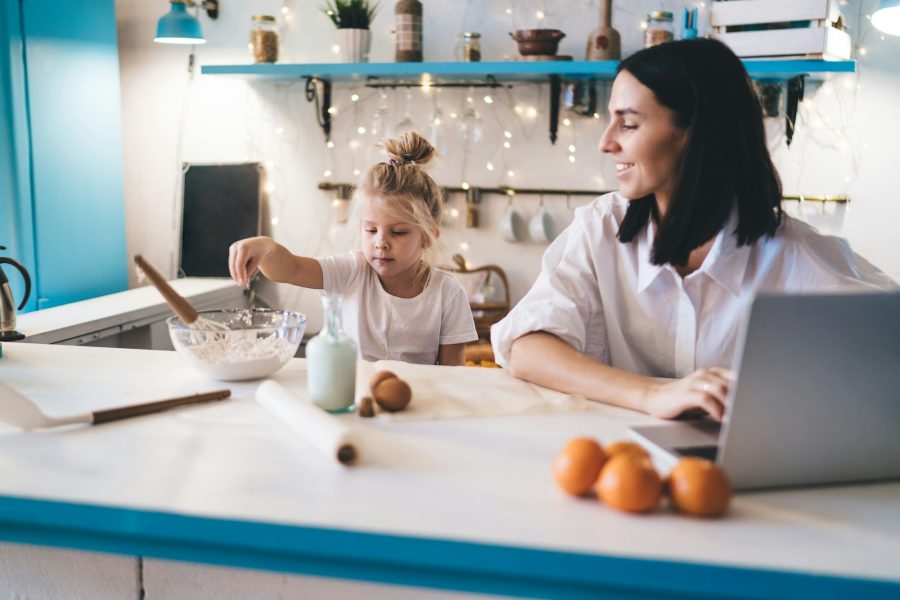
[529,192,555,243]
[499,197,525,243]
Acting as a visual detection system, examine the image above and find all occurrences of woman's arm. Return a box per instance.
[437,343,467,366]
[229,236,323,289]
[507,332,733,421]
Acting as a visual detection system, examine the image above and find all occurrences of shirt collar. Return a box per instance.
[636,208,751,296]
[636,219,666,293]
[701,208,751,296]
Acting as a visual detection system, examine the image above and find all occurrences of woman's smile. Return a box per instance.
[615,162,635,176]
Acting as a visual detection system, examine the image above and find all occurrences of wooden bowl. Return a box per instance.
[510,29,566,56]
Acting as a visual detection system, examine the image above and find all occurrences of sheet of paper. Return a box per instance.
[356,361,604,420]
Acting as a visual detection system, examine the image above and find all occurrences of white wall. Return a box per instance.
[116,0,900,334]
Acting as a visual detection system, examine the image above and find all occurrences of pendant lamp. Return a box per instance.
[872,0,900,36]
[154,0,219,45]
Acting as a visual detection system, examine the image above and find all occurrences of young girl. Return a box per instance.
[228,132,478,366]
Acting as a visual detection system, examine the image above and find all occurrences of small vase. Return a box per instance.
[585,0,621,60]
[338,28,371,63]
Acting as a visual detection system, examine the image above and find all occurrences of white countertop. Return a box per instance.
[0,342,898,596]
[15,278,241,343]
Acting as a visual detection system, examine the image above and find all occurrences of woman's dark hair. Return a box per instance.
[615,38,782,266]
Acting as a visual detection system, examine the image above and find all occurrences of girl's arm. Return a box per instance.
[229,236,323,289]
[437,343,467,366]
[507,332,733,421]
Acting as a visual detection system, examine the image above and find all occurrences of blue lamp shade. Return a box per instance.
[154,1,206,44]
[872,0,900,36]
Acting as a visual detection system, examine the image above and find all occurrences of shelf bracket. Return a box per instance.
[305,77,332,142]
[549,75,561,145]
[785,75,805,147]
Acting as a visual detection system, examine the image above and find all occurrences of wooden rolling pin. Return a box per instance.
[134,254,199,324]
[92,389,232,424]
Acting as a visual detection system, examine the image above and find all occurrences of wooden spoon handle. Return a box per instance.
[134,254,199,324]
[91,389,231,425]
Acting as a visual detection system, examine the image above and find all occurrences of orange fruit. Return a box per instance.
[596,453,662,513]
[604,440,650,461]
[552,437,607,496]
[667,457,732,517]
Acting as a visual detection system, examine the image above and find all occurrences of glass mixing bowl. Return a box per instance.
[168,309,307,381]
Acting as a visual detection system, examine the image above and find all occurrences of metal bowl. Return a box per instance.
[510,29,566,56]
[168,309,307,381]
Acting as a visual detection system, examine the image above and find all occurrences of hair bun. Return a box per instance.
[381,131,436,168]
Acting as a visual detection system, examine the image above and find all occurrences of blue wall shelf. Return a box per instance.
[201,59,857,144]
[201,59,856,82]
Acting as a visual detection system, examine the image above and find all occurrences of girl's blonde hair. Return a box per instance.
[350,131,445,279]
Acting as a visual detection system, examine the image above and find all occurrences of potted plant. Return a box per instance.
[322,0,379,63]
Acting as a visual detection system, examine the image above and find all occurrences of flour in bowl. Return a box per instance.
[173,330,297,381]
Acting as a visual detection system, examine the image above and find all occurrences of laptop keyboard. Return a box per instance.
[674,445,719,461]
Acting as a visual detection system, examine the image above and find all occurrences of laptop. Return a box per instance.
[630,291,900,490]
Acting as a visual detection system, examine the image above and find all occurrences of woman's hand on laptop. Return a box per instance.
[643,368,735,422]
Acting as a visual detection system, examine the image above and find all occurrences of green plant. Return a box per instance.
[321,0,379,29]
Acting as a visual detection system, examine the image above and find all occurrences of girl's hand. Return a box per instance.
[229,236,276,287]
[643,368,735,422]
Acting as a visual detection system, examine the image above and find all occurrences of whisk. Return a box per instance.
[133,255,231,343]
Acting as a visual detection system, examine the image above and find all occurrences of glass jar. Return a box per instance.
[306,292,358,413]
[463,32,481,62]
[644,11,674,48]
[395,0,423,62]
[250,15,279,63]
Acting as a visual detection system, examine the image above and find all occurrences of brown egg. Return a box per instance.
[372,377,412,412]
[604,441,650,461]
[369,370,398,395]
[552,437,607,496]
[667,457,732,517]
[596,454,662,513]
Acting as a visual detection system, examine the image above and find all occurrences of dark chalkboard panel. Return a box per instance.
[180,163,262,277]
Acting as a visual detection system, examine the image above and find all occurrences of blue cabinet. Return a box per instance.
[0,0,126,312]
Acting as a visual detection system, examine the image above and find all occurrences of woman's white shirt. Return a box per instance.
[491,193,896,377]
[319,251,478,365]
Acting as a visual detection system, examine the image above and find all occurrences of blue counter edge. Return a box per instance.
[0,495,895,599]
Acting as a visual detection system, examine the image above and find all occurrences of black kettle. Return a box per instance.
[0,245,32,341]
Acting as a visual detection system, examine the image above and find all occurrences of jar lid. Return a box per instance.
[463,32,481,38]
[648,11,674,21]
[252,15,276,22]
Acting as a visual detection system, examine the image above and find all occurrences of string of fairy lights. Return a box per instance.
[783,0,888,209]
[246,0,882,239]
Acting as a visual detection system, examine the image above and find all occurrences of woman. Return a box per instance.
[492,39,895,421]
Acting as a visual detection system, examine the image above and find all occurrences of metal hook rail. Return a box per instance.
[319,182,849,204]
[319,182,847,228]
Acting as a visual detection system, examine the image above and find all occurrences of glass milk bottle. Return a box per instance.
[306,292,357,413]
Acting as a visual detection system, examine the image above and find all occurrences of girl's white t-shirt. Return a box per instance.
[318,251,478,365]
